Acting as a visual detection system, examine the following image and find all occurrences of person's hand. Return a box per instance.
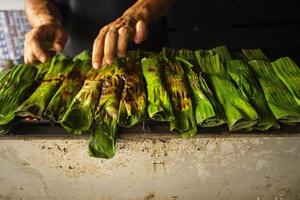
[92,15,148,69]
[24,23,68,64]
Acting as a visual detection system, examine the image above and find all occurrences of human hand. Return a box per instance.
[92,15,148,69]
[24,23,68,64]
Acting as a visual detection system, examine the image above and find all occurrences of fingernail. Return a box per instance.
[93,62,101,69]
[106,58,113,65]
[40,55,47,63]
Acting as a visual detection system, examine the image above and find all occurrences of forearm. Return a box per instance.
[25,0,62,27]
[123,0,176,23]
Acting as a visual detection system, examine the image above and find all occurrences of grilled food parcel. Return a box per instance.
[0,47,300,158]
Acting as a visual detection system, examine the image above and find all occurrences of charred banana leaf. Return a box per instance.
[249,60,300,124]
[227,60,279,130]
[271,57,300,106]
[17,54,71,118]
[45,57,91,122]
[89,61,124,158]
[164,58,197,138]
[118,56,147,127]
[61,69,102,134]
[61,60,119,134]
[141,57,174,121]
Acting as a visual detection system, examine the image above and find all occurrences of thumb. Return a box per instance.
[53,28,68,52]
[134,20,148,44]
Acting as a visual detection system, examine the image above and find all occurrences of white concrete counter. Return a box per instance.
[0,134,300,200]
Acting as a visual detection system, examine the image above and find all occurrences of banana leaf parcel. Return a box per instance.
[227,60,279,130]
[118,56,147,128]
[89,61,124,158]
[45,58,91,122]
[17,55,72,118]
[141,57,174,121]
[271,57,300,106]
[0,64,38,125]
[61,61,120,134]
[249,60,300,124]
[176,51,225,127]
[163,58,197,138]
[61,70,102,134]
[197,54,258,131]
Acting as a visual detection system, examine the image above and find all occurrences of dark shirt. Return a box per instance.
[53,0,169,56]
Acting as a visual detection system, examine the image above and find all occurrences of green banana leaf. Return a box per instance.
[0,64,38,125]
[209,45,232,62]
[35,61,51,80]
[61,70,102,134]
[227,60,279,130]
[162,47,179,59]
[271,57,300,106]
[73,50,91,61]
[45,58,91,122]
[61,60,120,134]
[17,54,72,118]
[118,56,147,128]
[0,60,14,87]
[89,60,125,158]
[177,56,225,127]
[249,60,300,124]
[141,57,174,121]
[194,49,212,61]
[241,49,269,61]
[163,58,197,138]
[197,54,258,131]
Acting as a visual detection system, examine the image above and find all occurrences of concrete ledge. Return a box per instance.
[0,136,300,200]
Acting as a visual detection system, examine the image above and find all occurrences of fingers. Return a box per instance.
[92,27,108,69]
[24,33,49,64]
[53,28,68,52]
[24,24,68,64]
[104,29,118,65]
[117,26,132,57]
[92,18,148,69]
[134,20,148,44]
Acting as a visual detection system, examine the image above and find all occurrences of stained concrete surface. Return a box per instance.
[0,135,299,200]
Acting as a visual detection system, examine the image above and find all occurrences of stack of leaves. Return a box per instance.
[227,60,279,130]
[17,54,72,119]
[249,60,300,124]
[196,54,258,131]
[176,49,225,127]
[89,59,125,158]
[141,57,174,121]
[271,57,300,106]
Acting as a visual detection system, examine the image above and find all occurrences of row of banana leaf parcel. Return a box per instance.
[0,46,299,158]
